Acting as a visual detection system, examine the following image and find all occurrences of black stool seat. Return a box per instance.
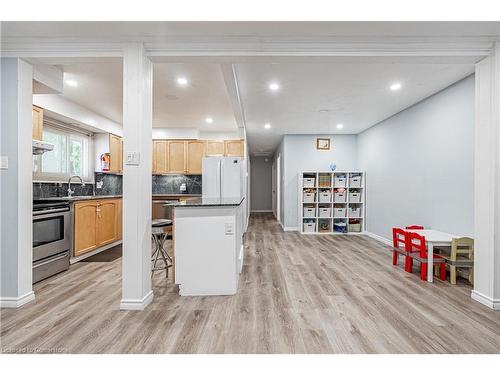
[152,219,172,227]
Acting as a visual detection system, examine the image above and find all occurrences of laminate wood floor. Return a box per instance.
[2,213,499,354]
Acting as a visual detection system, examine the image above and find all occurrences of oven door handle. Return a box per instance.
[33,252,69,268]
[33,207,70,217]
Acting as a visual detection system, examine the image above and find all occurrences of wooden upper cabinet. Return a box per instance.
[186,141,205,174]
[109,134,123,173]
[205,140,224,156]
[74,201,99,257]
[97,199,120,246]
[224,140,245,157]
[32,105,44,140]
[168,140,186,173]
[153,140,168,174]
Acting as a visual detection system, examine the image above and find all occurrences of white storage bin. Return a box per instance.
[318,207,331,218]
[303,206,316,218]
[349,207,361,217]
[334,191,346,203]
[303,192,316,203]
[349,175,362,188]
[303,222,316,233]
[303,178,316,188]
[334,176,347,187]
[318,191,332,203]
[349,192,361,203]
[334,207,346,217]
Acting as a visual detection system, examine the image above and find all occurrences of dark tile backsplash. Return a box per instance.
[152,175,202,195]
[33,181,94,199]
[95,173,122,196]
[33,173,202,198]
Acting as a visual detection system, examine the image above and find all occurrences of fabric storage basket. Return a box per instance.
[349,207,361,217]
[333,221,347,233]
[303,192,315,203]
[334,207,346,217]
[318,207,331,218]
[303,206,316,218]
[334,191,346,203]
[303,178,316,188]
[334,176,347,187]
[349,223,362,232]
[349,191,361,203]
[303,222,316,233]
[349,175,362,188]
[318,191,332,203]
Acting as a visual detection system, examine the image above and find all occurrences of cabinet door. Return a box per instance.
[205,140,224,156]
[117,199,122,240]
[186,140,205,174]
[109,134,123,173]
[32,106,44,140]
[97,199,119,246]
[167,140,186,173]
[224,140,244,157]
[153,140,168,174]
[74,201,98,257]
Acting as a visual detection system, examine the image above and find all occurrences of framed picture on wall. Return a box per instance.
[316,138,330,150]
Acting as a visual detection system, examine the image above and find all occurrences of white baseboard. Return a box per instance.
[365,231,392,246]
[0,291,35,308]
[471,290,500,310]
[251,210,273,213]
[120,290,153,310]
[283,226,298,231]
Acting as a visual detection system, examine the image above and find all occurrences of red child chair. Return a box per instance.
[407,232,446,281]
[406,225,424,230]
[392,228,411,270]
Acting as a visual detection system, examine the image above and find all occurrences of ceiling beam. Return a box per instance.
[220,63,246,131]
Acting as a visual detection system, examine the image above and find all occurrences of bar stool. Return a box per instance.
[151,219,173,278]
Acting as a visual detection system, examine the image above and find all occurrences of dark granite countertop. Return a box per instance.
[166,197,245,207]
[34,195,122,202]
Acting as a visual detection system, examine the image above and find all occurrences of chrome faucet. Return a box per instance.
[67,175,85,197]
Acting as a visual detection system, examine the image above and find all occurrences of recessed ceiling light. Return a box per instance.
[177,77,188,86]
[65,79,78,87]
[390,82,402,91]
[264,123,271,129]
[268,82,280,91]
[336,123,344,129]
[205,117,214,124]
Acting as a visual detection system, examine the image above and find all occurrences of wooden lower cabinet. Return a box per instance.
[73,198,122,257]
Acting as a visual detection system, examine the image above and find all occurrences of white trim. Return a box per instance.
[283,226,299,232]
[365,231,392,246]
[251,210,273,213]
[120,290,153,311]
[0,291,35,308]
[471,290,500,310]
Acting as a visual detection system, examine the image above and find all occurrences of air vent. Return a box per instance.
[253,151,272,157]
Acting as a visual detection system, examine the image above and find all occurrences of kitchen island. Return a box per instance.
[168,197,245,296]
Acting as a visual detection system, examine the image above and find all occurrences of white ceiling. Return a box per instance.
[57,61,238,132]
[236,62,475,153]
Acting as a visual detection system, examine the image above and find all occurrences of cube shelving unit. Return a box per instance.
[298,171,365,234]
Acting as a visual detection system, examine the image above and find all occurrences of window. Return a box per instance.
[33,124,93,182]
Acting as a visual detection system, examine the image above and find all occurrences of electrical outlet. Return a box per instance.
[225,223,234,235]
[0,156,8,170]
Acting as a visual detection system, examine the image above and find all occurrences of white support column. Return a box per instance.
[120,43,153,310]
[472,42,500,309]
[0,58,34,308]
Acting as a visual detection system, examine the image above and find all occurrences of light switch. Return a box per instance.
[125,151,140,166]
[225,222,234,235]
[0,156,8,170]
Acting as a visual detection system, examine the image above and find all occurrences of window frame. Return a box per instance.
[33,122,94,183]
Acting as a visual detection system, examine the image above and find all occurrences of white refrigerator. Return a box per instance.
[202,157,244,199]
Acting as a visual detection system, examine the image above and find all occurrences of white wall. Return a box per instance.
[358,75,475,240]
[250,156,272,211]
[281,134,358,228]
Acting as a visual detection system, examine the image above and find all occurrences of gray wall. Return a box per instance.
[250,156,273,211]
[282,134,358,228]
[358,75,475,240]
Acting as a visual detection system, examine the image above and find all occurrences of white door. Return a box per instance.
[272,161,277,217]
[276,154,281,224]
